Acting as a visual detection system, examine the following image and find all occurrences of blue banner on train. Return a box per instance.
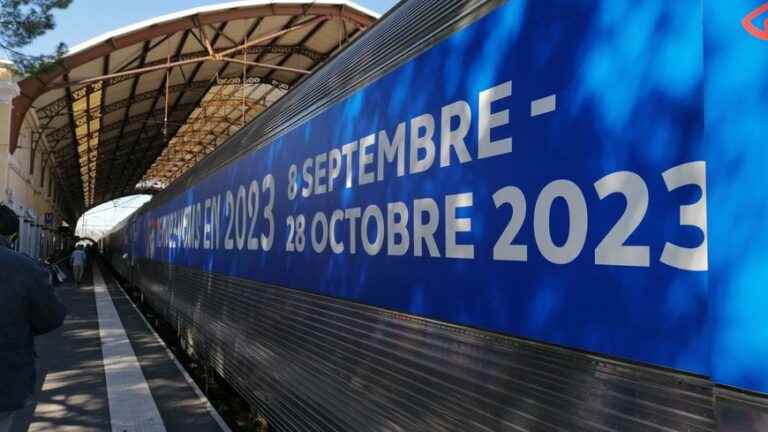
[133,0,725,383]
[706,0,768,395]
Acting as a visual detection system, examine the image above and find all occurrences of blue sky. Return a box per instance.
[23,0,399,56]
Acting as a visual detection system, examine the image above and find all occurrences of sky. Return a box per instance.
[23,0,399,56]
[44,0,398,237]
[76,195,152,239]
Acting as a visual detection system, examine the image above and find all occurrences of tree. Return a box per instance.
[0,0,73,74]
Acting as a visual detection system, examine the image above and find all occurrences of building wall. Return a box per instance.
[0,60,68,259]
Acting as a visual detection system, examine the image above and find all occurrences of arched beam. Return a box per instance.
[10,3,376,154]
[39,74,288,125]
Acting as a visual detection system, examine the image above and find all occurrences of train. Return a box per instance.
[102,0,768,430]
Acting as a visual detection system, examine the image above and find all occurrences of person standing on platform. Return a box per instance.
[0,207,67,432]
[70,245,87,284]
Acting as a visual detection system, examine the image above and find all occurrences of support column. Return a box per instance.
[0,60,20,206]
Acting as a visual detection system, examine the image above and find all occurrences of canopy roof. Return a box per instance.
[11,1,377,215]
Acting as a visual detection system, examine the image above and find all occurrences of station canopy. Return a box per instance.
[10,1,377,218]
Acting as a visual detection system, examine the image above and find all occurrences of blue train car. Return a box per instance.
[103,0,768,430]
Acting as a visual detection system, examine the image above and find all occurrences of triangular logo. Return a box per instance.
[743,2,768,40]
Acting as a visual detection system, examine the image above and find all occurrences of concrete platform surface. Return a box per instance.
[9,263,230,432]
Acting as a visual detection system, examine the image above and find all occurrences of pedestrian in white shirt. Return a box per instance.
[70,246,87,284]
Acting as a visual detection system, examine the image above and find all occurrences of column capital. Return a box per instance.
[0,60,20,105]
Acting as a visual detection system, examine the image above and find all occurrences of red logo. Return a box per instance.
[743,3,768,40]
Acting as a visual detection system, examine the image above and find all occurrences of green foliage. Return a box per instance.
[0,0,73,75]
[14,40,67,74]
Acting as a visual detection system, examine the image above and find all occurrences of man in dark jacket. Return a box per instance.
[0,208,67,431]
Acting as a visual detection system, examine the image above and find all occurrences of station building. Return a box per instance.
[0,60,70,259]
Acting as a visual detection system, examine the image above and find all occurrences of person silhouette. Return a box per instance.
[0,209,66,432]
[70,245,88,284]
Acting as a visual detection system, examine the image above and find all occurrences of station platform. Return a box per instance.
[8,263,231,432]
